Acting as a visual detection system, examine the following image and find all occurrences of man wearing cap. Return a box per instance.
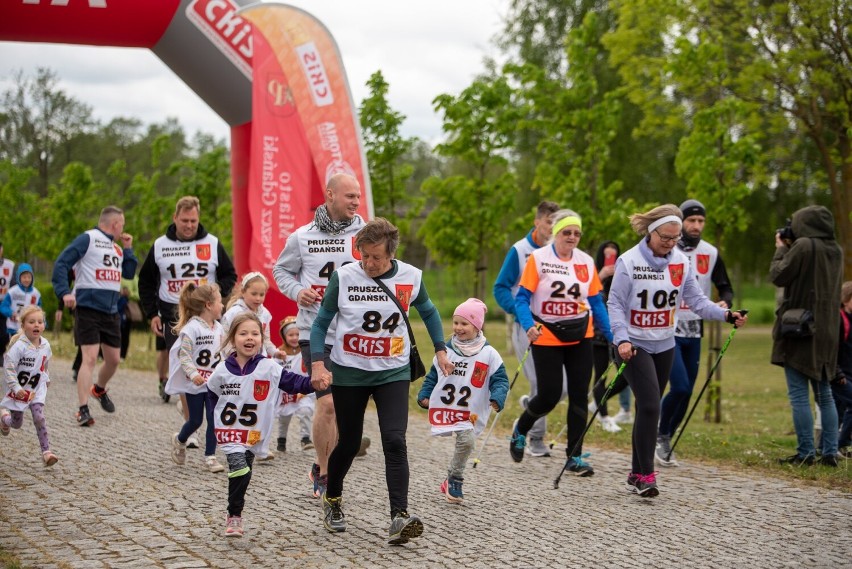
[655,199,734,466]
[493,200,561,457]
[138,196,237,401]
[0,242,14,353]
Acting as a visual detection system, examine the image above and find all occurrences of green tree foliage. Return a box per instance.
[36,162,101,262]
[0,161,38,260]
[605,0,851,277]
[0,68,94,195]
[420,76,516,299]
[359,71,416,233]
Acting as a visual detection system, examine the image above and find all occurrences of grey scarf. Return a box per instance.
[314,205,355,235]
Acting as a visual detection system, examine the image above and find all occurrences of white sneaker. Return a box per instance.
[256,451,275,461]
[613,408,633,424]
[205,455,225,473]
[519,394,530,410]
[654,435,679,467]
[599,416,622,433]
[588,400,598,414]
[186,435,200,449]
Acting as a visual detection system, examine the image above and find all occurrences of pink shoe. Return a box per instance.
[225,515,244,537]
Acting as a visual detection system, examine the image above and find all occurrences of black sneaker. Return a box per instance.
[388,511,423,545]
[566,455,595,477]
[634,472,660,497]
[91,386,115,413]
[509,420,526,463]
[777,454,815,466]
[71,370,78,383]
[277,437,287,452]
[76,406,95,427]
[159,379,170,403]
[817,454,839,467]
[321,493,346,533]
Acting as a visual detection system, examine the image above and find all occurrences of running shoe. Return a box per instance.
[599,416,622,433]
[76,407,95,427]
[566,454,595,477]
[225,515,244,537]
[172,432,186,465]
[509,420,526,463]
[159,378,169,403]
[90,386,115,413]
[634,472,659,497]
[316,475,328,499]
[777,453,815,466]
[309,463,320,497]
[42,450,59,467]
[255,451,275,462]
[388,510,423,545]
[654,434,678,467]
[356,435,371,457]
[613,408,633,424]
[205,455,225,473]
[817,454,839,467]
[301,437,314,451]
[0,410,9,436]
[321,493,346,532]
[277,437,287,452]
[440,476,464,504]
[625,472,641,493]
[526,436,551,457]
[186,435,200,449]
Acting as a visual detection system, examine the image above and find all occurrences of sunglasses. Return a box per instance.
[559,230,582,238]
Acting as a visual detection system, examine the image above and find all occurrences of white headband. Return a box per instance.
[648,215,683,233]
[241,271,268,288]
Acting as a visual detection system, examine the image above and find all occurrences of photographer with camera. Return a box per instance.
[771,205,843,466]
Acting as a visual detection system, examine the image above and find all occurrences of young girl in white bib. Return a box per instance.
[221,272,285,360]
[206,312,325,538]
[166,282,225,473]
[276,316,315,453]
[0,306,58,467]
[417,298,508,504]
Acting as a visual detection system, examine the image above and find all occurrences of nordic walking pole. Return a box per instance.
[554,360,628,489]
[666,310,749,462]
[472,342,533,468]
[550,360,616,450]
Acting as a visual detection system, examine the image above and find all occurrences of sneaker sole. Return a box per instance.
[323,520,346,533]
[43,455,59,467]
[637,486,660,497]
[571,469,595,477]
[388,518,423,545]
[654,454,679,467]
[225,530,244,538]
[77,417,95,427]
[441,483,464,505]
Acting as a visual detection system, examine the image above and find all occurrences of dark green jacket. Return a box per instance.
[770,205,843,380]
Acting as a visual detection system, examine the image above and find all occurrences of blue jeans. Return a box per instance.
[178,391,217,457]
[659,336,701,437]
[830,379,852,449]
[784,367,838,457]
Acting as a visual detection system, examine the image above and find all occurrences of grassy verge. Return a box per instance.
[49,320,850,491]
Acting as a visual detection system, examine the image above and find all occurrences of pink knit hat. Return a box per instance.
[454,298,488,331]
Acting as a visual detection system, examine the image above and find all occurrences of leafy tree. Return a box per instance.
[0,160,38,260]
[359,71,416,231]
[0,68,94,194]
[420,76,517,299]
[605,0,852,277]
[35,162,101,262]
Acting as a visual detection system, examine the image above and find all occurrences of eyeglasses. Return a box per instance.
[654,230,681,244]
[560,230,582,238]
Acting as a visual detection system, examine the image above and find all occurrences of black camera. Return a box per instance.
[776,218,795,242]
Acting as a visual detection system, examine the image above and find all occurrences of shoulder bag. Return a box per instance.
[780,238,816,339]
[371,277,427,382]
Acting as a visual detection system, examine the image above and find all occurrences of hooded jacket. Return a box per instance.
[770,205,843,380]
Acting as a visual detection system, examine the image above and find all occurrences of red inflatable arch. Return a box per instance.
[0,0,373,343]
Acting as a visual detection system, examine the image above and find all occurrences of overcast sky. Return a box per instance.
[0,0,510,146]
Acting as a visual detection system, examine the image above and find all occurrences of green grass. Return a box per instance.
[0,547,24,569]
[49,319,851,491]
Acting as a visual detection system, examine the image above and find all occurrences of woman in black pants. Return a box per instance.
[607,204,747,497]
[310,218,452,544]
[510,209,612,476]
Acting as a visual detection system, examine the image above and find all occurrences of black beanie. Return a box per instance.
[680,199,706,219]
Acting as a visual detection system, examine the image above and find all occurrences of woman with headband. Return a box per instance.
[510,209,613,478]
[607,204,747,497]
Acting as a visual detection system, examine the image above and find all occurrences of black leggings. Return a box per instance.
[592,341,629,417]
[327,380,410,517]
[617,347,675,475]
[518,341,593,457]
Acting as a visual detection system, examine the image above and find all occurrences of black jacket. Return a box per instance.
[770,205,843,380]
[138,223,237,320]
